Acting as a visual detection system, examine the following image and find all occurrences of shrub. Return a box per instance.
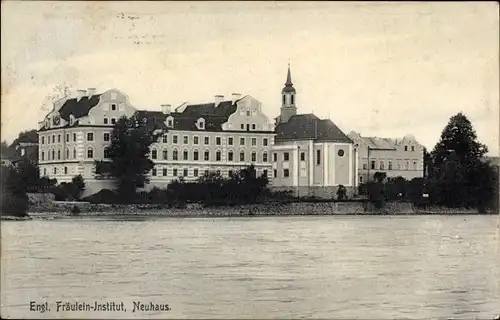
[1,192,28,217]
[83,189,119,204]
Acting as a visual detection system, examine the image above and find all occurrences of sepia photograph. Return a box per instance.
[1,1,499,319]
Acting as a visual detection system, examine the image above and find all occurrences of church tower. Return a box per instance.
[279,64,297,123]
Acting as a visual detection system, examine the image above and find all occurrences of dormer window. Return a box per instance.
[69,114,75,126]
[166,116,174,128]
[196,118,205,130]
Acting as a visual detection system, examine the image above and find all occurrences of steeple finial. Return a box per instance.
[285,63,293,86]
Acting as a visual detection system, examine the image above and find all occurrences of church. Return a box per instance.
[270,65,359,198]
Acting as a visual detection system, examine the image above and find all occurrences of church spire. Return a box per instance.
[279,63,297,123]
[285,63,293,86]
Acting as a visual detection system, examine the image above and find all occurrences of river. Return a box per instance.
[1,214,499,319]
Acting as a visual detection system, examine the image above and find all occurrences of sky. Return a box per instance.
[1,1,499,155]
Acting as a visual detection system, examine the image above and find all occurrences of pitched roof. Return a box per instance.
[137,100,238,132]
[59,95,102,120]
[348,131,418,149]
[275,114,353,143]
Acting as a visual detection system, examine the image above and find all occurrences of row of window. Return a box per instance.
[404,146,416,152]
[159,135,269,147]
[151,149,268,163]
[41,148,77,161]
[362,160,419,171]
[151,167,269,178]
[272,149,344,165]
[43,132,271,147]
[42,167,70,176]
[41,133,78,144]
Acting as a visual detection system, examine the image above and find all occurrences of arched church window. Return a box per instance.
[291,94,294,105]
[282,95,286,105]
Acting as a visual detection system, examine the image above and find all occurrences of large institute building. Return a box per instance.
[37,67,423,197]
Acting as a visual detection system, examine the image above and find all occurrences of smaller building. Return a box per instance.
[348,131,424,183]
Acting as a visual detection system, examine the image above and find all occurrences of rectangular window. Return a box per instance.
[241,124,245,130]
[194,151,199,161]
[316,150,321,165]
[183,169,188,177]
[273,153,277,162]
[58,135,61,143]
[404,146,408,151]
[283,169,290,177]
[380,161,385,170]
[152,168,157,176]
[300,152,305,161]
[87,132,94,141]
[251,152,256,162]
[111,118,116,124]
[228,170,233,177]
[193,136,199,145]
[183,136,188,144]
[216,151,221,161]
[252,138,256,146]
[359,176,363,183]
[262,152,268,162]
[263,138,268,146]
[273,169,277,178]
[252,124,256,130]
[370,160,376,170]
[216,137,221,145]
[194,169,199,177]
[111,104,117,111]
[246,110,251,117]
[173,168,178,176]
[240,137,245,146]
[73,133,77,141]
[411,146,415,152]
[204,151,209,161]
[183,150,188,160]
[388,161,393,170]
[263,169,268,177]
[228,152,234,161]
[413,161,417,170]
[204,137,209,145]
[284,152,289,161]
[204,170,209,176]
[42,136,45,144]
[103,133,110,141]
[66,134,69,142]
[162,135,168,143]
[163,150,168,160]
[173,135,178,144]
[228,137,233,145]
[240,152,245,162]
[104,118,109,124]
[162,168,167,176]
[363,163,368,170]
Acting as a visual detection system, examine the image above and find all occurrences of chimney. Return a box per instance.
[214,95,224,107]
[87,88,96,97]
[161,104,172,115]
[231,93,241,103]
[76,89,86,101]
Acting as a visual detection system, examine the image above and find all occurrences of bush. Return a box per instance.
[83,189,119,204]
[1,192,28,217]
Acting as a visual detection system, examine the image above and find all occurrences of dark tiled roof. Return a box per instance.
[59,95,102,121]
[275,113,353,143]
[137,100,237,132]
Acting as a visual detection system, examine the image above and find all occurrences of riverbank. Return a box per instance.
[18,200,497,219]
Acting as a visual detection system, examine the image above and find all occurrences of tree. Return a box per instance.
[429,112,494,209]
[102,112,165,202]
[1,165,29,216]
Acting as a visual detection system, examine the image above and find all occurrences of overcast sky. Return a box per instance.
[1,1,498,155]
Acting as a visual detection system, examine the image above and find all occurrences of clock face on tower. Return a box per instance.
[53,115,61,126]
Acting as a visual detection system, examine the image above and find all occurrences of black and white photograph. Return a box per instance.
[1,1,499,319]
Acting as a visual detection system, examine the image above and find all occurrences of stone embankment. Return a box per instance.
[25,199,490,218]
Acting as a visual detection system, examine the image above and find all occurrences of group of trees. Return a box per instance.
[361,112,498,211]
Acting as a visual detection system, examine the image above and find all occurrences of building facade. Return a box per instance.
[38,88,275,197]
[347,131,425,183]
[271,66,357,198]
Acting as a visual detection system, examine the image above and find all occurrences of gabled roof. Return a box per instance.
[59,94,102,120]
[275,114,352,143]
[348,131,419,149]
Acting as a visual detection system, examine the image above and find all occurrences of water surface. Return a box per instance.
[1,214,499,319]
